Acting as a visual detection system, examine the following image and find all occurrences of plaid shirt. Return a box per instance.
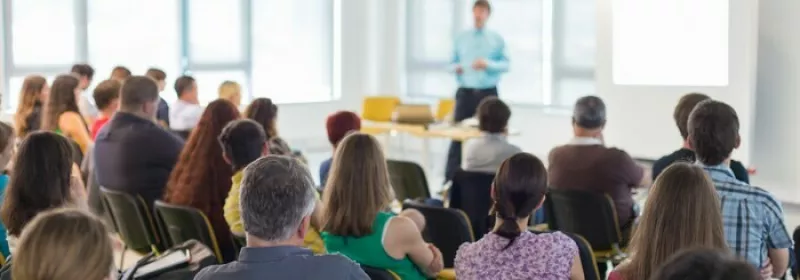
[701,163,793,267]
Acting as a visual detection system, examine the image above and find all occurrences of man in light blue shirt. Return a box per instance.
[446,0,510,179]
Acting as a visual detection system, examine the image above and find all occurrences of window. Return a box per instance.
[406,0,595,107]
[10,0,77,66]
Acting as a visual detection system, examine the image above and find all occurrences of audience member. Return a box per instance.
[608,163,728,280]
[164,99,240,262]
[548,96,649,256]
[219,119,326,254]
[10,208,113,280]
[195,156,368,280]
[41,75,92,154]
[244,98,306,163]
[461,96,520,174]
[90,80,121,140]
[1,132,85,253]
[110,66,132,82]
[321,133,443,280]
[218,81,242,108]
[170,75,203,131]
[652,93,750,182]
[320,111,361,187]
[145,68,170,127]
[650,248,759,280]
[455,153,583,279]
[689,100,791,277]
[13,75,48,138]
[0,122,14,258]
[70,64,98,122]
[94,76,184,208]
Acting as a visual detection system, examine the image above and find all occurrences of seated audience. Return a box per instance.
[218,81,242,108]
[456,153,583,279]
[608,163,728,280]
[219,119,326,254]
[320,111,361,187]
[145,68,170,127]
[650,248,759,280]
[462,97,521,174]
[110,65,132,82]
[170,75,203,131]
[688,100,791,276]
[1,131,86,253]
[164,99,240,262]
[321,133,443,280]
[41,75,93,154]
[94,76,184,208]
[244,98,306,163]
[90,80,121,140]
[195,156,369,280]
[0,122,14,257]
[652,93,750,182]
[10,208,113,280]
[70,64,98,122]
[13,75,48,138]
[548,96,649,248]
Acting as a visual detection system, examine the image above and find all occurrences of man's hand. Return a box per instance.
[472,58,488,70]
[760,261,773,279]
[455,66,464,74]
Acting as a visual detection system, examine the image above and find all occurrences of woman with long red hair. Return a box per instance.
[163,99,240,262]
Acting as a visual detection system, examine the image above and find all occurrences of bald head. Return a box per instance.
[572,96,606,129]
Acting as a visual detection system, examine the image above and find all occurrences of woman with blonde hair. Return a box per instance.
[12,208,113,280]
[218,81,242,107]
[608,162,728,280]
[321,133,443,280]
[14,75,49,137]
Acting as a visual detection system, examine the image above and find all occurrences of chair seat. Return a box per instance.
[437,268,456,280]
[593,247,628,263]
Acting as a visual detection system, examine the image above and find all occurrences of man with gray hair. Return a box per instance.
[195,155,369,280]
[546,95,650,276]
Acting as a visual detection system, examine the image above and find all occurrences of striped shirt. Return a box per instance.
[701,163,792,267]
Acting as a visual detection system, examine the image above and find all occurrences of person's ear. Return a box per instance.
[261,142,269,156]
[297,215,311,239]
[686,136,694,150]
[222,152,232,166]
[490,184,496,201]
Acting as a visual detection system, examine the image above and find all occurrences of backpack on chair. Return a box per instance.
[119,240,217,280]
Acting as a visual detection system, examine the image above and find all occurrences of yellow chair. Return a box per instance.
[436,98,456,122]
[361,96,401,122]
[437,269,456,280]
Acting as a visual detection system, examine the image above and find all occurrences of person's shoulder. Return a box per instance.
[310,253,367,278]
[193,263,238,280]
[746,185,783,209]
[541,231,579,251]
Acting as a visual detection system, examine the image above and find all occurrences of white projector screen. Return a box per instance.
[612,0,729,86]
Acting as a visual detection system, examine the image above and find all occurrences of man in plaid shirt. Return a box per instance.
[689,100,792,277]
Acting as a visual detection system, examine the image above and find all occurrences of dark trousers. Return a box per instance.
[444,87,499,180]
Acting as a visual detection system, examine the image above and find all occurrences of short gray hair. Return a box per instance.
[573,95,606,129]
[240,155,316,242]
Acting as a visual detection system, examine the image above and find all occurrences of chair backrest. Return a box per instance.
[99,187,162,253]
[793,226,800,278]
[560,231,603,280]
[362,96,401,122]
[171,130,191,140]
[403,202,474,268]
[361,265,400,280]
[154,200,224,263]
[545,188,622,251]
[386,160,431,201]
[449,170,495,238]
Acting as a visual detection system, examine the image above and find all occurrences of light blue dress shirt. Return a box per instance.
[452,28,510,89]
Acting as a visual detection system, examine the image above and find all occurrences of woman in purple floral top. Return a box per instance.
[455,153,584,280]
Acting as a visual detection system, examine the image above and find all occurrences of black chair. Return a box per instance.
[531,230,602,280]
[99,188,164,258]
[171,129,192,140]
[69,138,83,166]
[545,188,627,262]
[793,226,800,278]
[449,169,495,238]
[154,200,224,263]
[386,159,431,201]
[361,265,400,280]
[403,201,474,268]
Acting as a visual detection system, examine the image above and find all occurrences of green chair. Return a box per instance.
[386,159,431,201]
[99,187,164,265]
[402,201,474,268]
[154,200,224,263]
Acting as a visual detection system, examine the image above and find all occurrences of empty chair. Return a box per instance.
[448,169,495,237]
[545,188,626,262]
[386,159,431,201]
[361,265,400,280]
[99,187,163,254]
[154,200,224,263]
[402,201,474,268]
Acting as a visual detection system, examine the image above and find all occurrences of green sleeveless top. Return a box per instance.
[321,212,426,280]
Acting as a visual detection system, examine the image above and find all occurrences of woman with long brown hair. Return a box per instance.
[609,162,728,280]
[41,75,92,154]
[14,75,49,137]
[321,133,443,280]
[163,99,240,262]
[243,98,306,163]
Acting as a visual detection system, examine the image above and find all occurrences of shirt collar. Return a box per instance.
[113,111,153,124]
[698,162,736,179]
[567,137,603,146]
[238,246,313,263]
[481,132,507,140]
[232,171,244,185]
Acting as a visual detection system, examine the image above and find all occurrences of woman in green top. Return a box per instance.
[321,133,444,280]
